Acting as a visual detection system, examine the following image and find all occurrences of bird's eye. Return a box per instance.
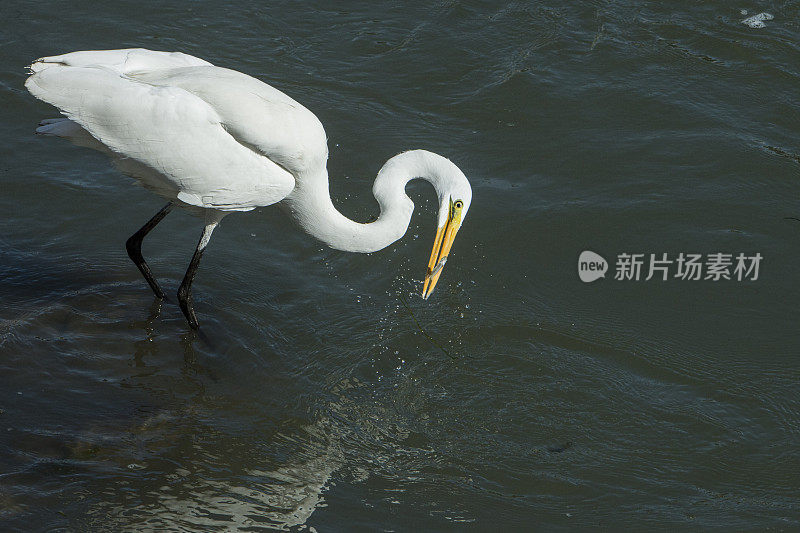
[454,200,463,209]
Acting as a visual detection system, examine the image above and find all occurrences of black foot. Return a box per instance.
[126,203,173,299]
[126,234,166,299]
[177,284,199,329]
[175,218,219,330]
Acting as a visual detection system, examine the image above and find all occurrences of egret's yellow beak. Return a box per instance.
[422,199,462,299]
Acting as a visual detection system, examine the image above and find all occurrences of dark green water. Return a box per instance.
[2,1,800,530]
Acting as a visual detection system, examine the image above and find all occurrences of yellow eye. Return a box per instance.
[454,200,463,209]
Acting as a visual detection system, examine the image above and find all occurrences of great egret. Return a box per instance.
[25,49,472,328]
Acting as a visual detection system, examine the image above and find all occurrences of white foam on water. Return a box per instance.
[741,12,774,28]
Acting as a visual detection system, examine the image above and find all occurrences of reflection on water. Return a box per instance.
[84,412,343,531]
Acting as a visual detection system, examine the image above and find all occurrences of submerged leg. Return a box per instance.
[126,202,173,299]
[177,220,219,329]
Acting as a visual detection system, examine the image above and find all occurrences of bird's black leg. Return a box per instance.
[126,202,173,299]
[177,221,219,329]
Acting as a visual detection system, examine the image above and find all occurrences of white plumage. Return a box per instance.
[26,48,472,327]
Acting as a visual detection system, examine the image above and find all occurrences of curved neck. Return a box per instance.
[281,150,448,253]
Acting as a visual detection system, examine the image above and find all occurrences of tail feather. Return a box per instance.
[36,117,77,135]
[34,117,107,151]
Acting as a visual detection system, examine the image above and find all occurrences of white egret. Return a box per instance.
[25,49,472,328]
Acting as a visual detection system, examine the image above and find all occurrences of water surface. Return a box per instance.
[1,1,799,530]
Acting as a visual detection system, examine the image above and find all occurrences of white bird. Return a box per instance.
[25,48,472,328]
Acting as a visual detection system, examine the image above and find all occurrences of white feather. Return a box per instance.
[26,49,296,211]
[26,48,471,252]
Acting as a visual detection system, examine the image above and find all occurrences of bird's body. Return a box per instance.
[26,48,472,327]
[28,49,323,215]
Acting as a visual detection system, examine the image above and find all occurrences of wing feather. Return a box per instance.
[29,48,212,74]
[26,51,296,211]
[129,65,329,175]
